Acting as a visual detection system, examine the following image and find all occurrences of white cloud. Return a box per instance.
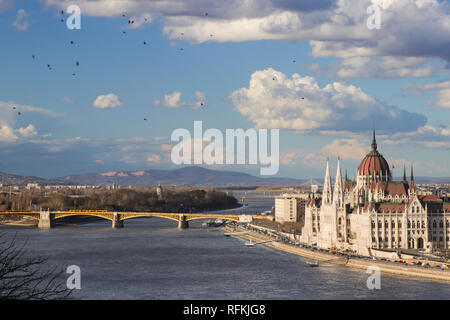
[230,68,426,133]
[405,80,450,109]
[146,153,162,164]
[0,125,18,142]
[154,91,205,109]
[62,96,75,104]
[93,93,123,109]
[12,9,30,31]
[40,0,450,78]
[322,139,366,160]
[17,124,37,138]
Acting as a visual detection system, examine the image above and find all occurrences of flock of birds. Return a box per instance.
[19,10,305,120]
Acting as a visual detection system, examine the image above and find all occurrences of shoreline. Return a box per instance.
[222,225,450,283]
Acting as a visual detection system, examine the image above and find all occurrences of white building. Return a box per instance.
[275,193,308,223]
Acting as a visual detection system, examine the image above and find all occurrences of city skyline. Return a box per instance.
[0,0,449,179]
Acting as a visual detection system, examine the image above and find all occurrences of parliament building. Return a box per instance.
[300,131,450,255]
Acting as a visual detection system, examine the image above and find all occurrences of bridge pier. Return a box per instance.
[178,214,189,229]
[112,213,124,229]
[38,209,52,229]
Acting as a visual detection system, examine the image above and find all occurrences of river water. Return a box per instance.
[0,196,449,299]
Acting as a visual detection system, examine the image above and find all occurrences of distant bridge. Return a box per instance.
[0,210,265,229]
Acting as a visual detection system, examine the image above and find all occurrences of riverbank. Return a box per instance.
[222,225,450,283]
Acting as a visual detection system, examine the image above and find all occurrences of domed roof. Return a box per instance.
[358,131,390,177]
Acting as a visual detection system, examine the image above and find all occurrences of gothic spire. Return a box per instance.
[322,157,333,205]
[403,165,407,182]
[371,129,377,152]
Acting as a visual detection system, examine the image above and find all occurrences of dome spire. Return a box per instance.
[371,129,377,151]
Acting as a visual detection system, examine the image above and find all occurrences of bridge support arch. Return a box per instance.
[178,214,189,229]
[38,209,52,229]
[112,213,124,229]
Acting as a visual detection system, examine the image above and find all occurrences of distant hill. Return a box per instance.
[0,167,448,187]
[0,171,67,186]
[60,166,307,186]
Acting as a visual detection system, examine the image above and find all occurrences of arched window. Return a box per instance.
[385,220,388,228]
[338,217,342,225]
[412,221,415,228]
[378,221,382,228]
[440,221,444,228]
[392,220,395,228]
[408,221,411,228]
[433,221,437,228]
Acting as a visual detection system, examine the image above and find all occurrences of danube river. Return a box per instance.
[1,197,449,299]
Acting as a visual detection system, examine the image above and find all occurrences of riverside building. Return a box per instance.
[300,131,450,255]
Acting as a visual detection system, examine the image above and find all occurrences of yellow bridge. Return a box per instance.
[0,210,265,229]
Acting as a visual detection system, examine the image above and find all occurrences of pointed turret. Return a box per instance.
[410,165,415,193]
[403,165,407,182]
[333,158,344,208]
[370,129,377,152]
[322,158,333,206]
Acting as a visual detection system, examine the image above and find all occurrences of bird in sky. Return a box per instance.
[76,61,80,67]
[32,55,35,59]
[205,13,208,16]
[144,118,148,121]
[143,41,147,45]
[12,106,16,110]
[17,112,21,115]
[61,10,64,15]
[70,41,74,45]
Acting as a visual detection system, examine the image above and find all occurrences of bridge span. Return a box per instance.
[0,210,264,229]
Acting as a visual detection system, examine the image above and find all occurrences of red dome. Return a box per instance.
[358,131,391,177]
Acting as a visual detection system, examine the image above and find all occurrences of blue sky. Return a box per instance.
[0,0,449,179]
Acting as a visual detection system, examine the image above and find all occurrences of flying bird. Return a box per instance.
[143,41,147,45]
[17,112,22,115]
[70,41,74,44]
[205,13,208,16]
[76,61,80,67]
[12,106,16,110]
[32,55,35,59]
[61,10,64,15]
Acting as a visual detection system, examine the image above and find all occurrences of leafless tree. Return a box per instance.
[0,233,72,300]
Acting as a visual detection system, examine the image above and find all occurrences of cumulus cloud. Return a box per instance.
[230,68,426,133]
[17,124,37,138]
[12,9,30,31]
[322,139,366,160]
[40,0,450,78]
[312,56,441,79]
[382,125,450,150]
[154,91,205,109]
[93,93,123,109]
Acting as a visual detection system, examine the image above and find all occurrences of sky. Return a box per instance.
[0,0,449,179]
